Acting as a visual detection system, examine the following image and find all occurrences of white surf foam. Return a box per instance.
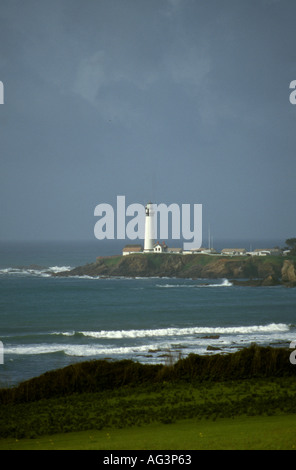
[5,322,291,359]
[4,342,168,357]
[54,323,290,340]
[0,266,72,277]
[208,279,233,287]
[157,279,233,288]
[47,266,72,273]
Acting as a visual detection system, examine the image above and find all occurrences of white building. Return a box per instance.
[248,248,282,257]
[221,248,247,256]
[122,201,156,255]
[166,247,183,254]
[144,202,155,252]
[190,247,218,255]
[153,241,167,253]
[122,245,143,256]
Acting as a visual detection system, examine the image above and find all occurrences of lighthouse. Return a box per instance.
[144,202,155,252]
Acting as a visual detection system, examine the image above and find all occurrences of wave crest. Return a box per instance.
[157,279,233,288]
[57,323,290,340]
[0,266,72,277]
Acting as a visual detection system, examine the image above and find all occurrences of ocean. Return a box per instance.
[0,240,295,387]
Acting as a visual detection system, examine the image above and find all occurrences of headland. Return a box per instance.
[53,253,296,287]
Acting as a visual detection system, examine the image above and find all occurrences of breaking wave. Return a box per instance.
[4,323,292,362]
[0,266,72,277]
[207,279,233,287]
[52,323,290,340]
[4,343,160,357]
[157,279,233,288]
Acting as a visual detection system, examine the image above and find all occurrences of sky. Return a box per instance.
[0,0,296,246]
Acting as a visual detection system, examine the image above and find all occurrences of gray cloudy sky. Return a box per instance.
[0,0,296,244]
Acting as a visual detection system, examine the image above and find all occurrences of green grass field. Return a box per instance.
[1,347,295,450]
[0,414,295,450]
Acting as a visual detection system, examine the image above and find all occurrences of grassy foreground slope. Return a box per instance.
[1,414,296,450]
[0,345,296,450]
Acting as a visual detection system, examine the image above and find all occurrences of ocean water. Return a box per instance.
[0,240,295,387]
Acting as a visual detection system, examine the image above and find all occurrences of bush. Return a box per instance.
[0,346,294,406]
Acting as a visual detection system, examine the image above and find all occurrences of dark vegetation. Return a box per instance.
[285,238,296,256]
[0,346,296,439]
[0,345,294,404]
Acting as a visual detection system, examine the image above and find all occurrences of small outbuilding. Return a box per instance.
[250,248,282,256]
[122,244,143,256]
[153,241,168,253]
[221,248,247,256]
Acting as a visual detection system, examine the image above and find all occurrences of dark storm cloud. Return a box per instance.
[0,0,295,242]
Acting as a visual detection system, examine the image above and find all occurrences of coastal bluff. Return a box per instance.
[53,254,296,286]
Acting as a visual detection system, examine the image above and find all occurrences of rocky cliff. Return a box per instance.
[53,253,296,286]
[281,259,296,287]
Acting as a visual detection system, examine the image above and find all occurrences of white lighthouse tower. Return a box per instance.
[144,202,155,252]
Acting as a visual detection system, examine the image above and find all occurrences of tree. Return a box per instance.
[285,238,296,255]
